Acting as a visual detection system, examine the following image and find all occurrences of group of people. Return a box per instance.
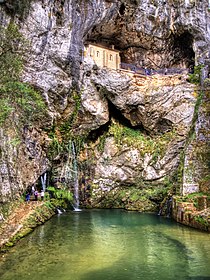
[120,62,190,76]
[25,186,45,202]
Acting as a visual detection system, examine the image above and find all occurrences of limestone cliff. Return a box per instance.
[0,0,209,217]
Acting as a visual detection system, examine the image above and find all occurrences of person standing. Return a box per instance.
[34,190,38,201]
[26,192,30,203]
[31,185,35,196]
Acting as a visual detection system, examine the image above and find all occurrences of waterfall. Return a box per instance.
[57,208,63,214]
[41,172,47,192]
[72,142,81,211]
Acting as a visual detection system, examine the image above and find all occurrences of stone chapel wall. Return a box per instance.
[84,44,120,70]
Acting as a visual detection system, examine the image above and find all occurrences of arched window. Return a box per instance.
[110,54,113,61]
[96,51,100,57]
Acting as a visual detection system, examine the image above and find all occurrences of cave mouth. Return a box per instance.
[85,15,195,71]
[119,3,126,16]
[87,100,145,142]
[171,31,195,69]
[108,100,144,131]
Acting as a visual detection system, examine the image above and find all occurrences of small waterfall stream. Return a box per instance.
[41,172,47,192]
[72,141,81,211]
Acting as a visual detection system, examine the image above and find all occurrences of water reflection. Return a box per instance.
[0,210,210,280]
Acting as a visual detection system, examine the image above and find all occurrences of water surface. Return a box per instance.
[0,209,210,280]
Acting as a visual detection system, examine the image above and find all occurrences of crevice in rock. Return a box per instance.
[119,3,126,16]
[87,99,145,142]
[108,100,144,130]
[156,118,173,133]
[171,31,195,69]
[87,121,110,142]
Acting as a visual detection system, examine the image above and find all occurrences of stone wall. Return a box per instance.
[85,44,120,70]
[172,196,210,232]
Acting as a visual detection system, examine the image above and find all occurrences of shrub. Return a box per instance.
[188,64,204,85]
[47,186,73,202]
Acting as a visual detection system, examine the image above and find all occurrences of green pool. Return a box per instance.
[0,209,210,280]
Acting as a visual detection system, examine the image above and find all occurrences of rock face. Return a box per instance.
[0,126,49,204]
[0,0,209,215]
[80,67,197,209]
[182,88,210,195]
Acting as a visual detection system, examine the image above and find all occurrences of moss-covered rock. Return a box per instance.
[172,194,210,232]
[0,199,66,253]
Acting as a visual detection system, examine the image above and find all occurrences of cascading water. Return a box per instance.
[57,208,63,214]
[72,141,81,211]
[41,172,47,192]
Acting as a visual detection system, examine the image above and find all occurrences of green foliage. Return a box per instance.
[192,91,204,122]
[47,128,65,159]
[0,82,46,126]
[98,132,107,152]
[162,176,174,193]
[0,23,26,84]
[47,131,87,163]
[176,192,210,208]
[0,23,46,127]
[204,78,210,87]
[2,0,33,20]
[202,174,210,182]
[130,192,139,202]
[47,186,73,202]
[48,138,64,159]
[59,90,82,138]
[181,192,207,200]
[188,64,204,85]
[107,183,173,209]
[47,89,84,158]
[8,137,21,147]
[0,98,13,126]
[194,215,209,227]
[107,121,175,160]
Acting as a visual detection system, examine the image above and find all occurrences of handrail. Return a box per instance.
[120,62,189,76]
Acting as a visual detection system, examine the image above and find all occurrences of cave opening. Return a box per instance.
[171,31,195,69]
[88,99,145,142]
[119,3,126,16]
[87,121,110,142]
[84,20,195,71]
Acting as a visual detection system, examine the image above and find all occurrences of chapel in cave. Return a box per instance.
[84,43,121,70]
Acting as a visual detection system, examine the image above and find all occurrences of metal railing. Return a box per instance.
[120,62,189,76]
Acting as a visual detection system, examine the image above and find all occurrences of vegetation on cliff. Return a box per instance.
[0,23,46,127]
[1,0,33,20]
